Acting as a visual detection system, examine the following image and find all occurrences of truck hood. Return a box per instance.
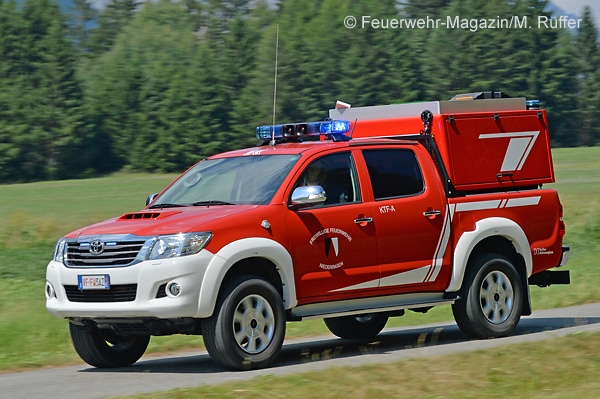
[66,205,262,238]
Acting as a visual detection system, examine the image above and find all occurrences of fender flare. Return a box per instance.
[194,237,296,318]
[446,217,532,293]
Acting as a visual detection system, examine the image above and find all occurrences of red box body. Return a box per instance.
[330,98,555,192]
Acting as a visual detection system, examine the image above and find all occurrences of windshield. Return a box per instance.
[151,154,301,207]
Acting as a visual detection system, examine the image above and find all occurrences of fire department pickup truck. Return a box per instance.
[46,92,570,371]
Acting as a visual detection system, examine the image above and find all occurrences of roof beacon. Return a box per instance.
[256,120,351,142]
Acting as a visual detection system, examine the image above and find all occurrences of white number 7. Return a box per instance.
[479,131,540,172]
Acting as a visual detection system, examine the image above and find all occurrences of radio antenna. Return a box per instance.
[271,24,279,146]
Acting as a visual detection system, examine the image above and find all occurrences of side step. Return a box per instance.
[289,292,458,321]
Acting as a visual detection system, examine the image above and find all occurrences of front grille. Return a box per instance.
[65,240,146,267]
[64,284,137,302]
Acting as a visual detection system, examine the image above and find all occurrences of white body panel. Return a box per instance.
[46,238,298,320]
[46,251,213,319]
[447,217,532,293]
[196,237,297,318]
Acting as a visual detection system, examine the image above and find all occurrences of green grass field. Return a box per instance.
[0,147,598,376]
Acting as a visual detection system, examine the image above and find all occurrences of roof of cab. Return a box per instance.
[209,140,352,159]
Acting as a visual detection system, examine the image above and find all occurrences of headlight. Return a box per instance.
[147,233,212,260]
[53,238,67,263]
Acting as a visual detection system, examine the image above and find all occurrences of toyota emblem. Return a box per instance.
[89,240,105,255]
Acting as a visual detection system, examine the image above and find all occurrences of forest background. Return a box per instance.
[1,0,599,184]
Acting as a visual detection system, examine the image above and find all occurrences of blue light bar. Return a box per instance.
[256,120,351,141]
[320,120,351,134]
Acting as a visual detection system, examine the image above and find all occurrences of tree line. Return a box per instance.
[0,0,599,183]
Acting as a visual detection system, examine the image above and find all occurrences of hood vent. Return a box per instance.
[117,211,181,220]
[119,212,161,220]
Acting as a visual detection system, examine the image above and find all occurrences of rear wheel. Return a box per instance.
[69,322,150,368]
[203,276,286,370]
[452,253,524,338]
[324,313,389,339]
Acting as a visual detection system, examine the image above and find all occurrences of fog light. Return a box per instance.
[168,282,181,297]
[45,282,56,299]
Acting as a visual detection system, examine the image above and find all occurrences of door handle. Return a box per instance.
[354,217,373,224]
[423,210,442,218]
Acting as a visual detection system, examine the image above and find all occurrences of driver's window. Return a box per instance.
[293,152,360,205]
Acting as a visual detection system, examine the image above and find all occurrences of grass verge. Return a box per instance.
[113,331,600,399]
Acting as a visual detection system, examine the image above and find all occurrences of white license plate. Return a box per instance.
[78,275,110,290]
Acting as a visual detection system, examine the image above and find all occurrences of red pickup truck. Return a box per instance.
[46,92,570,370]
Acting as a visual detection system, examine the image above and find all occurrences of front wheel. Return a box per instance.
[452,253,524,338]
[324,313,389,339]
[203,276,286,370]
[69,322,150,368]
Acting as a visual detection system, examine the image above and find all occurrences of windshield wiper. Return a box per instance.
[192,200,233,206]
[148,203,186,209]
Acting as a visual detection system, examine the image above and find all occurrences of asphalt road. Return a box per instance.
[2,302,600,399]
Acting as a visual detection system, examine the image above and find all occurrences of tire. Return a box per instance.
[203,276,286,370]
[69,322,150,368]
[452,253,524,338]
[324,313,389,339]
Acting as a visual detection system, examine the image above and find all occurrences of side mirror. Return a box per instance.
[289,186,326,209]
[146,193,158,206]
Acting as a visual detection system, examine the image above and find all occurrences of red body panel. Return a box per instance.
[439,111,554,191]
[449,189,564,274]
[64,206,270,239]
[346,107,555,191]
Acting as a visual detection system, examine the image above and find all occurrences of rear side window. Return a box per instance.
[362,149,424,200]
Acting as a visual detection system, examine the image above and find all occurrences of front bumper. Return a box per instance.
[45,250,214,319]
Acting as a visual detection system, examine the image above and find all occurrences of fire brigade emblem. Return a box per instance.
[309,228,352,270]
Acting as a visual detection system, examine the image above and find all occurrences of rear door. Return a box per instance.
[359,146,452,294]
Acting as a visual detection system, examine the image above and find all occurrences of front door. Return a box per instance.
[284,151,379,304]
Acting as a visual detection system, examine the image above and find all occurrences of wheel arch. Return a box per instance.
[195,237,296,318]
[447,217,532,295]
